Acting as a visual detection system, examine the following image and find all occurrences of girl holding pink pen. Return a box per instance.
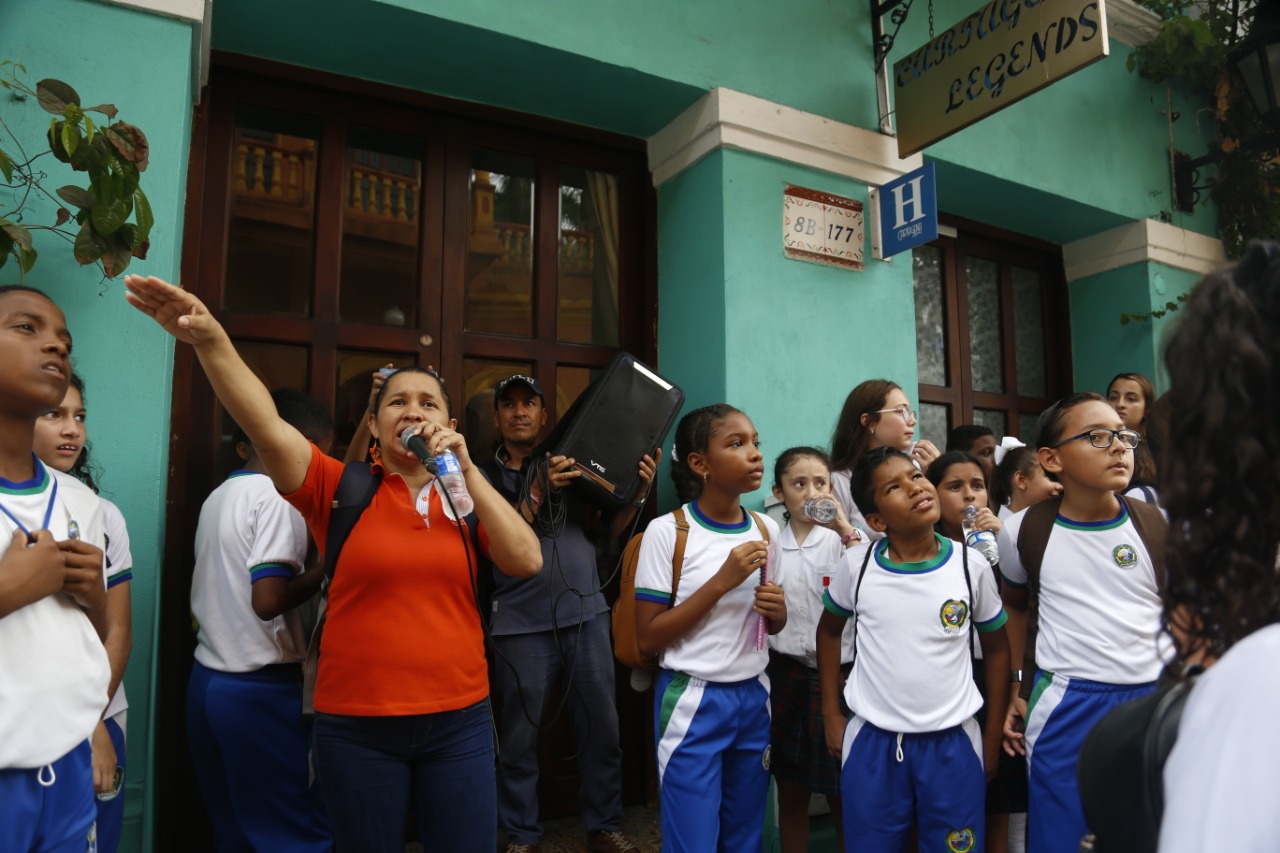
[633,404,786,853]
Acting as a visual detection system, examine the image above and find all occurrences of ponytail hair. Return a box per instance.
[670,404,742,505]
[992,445,1040,509]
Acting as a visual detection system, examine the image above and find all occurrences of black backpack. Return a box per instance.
[1076,667,1200,853]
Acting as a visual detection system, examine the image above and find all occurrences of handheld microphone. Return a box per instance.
[399,426,438,474]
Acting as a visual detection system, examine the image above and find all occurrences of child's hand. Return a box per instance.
[0,529,65,608]
[753,581,785,621]
[1003,695,1028,756]
[91,720,118,794]
[58,538,106,614]
[823,711,846,757]
[910,439,941,469]
[366,364,394,414]
[973,506,1002,538]
[124,275,225,347]
[714,540,769,591]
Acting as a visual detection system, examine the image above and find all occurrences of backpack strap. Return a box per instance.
[960,539,976,661]
[667,507,690,609]
[1014,495,1061,699]
[322,461,382,595]
[847,543,876,670]
[1016,494,1062,600]
[747,509,771,544]
[1118,494,1168,597]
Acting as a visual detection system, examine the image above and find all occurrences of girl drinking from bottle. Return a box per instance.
[32,373,133,853]
[767,446,862,853]
[634,404,787,853]
[926,451,1025,853]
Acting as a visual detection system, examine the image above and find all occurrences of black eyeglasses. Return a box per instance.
[1051,428,1141,450]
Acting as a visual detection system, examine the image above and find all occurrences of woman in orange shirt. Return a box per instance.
[125,275,541,853]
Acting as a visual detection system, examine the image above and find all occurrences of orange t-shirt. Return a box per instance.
[285,444,491,715]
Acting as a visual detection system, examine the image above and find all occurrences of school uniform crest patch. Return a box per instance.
[946,826,975,852]
[1112,544,1138,569]
[939,599,969,633]
[762,744,771,770]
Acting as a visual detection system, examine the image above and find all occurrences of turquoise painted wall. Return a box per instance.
[0,1,193,850]
[656,149,918,511]
[1070,261,1200,396]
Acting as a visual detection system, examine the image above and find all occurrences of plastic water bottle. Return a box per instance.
[433,450,474,519]
[961,504,999,566]
[803,496,839,524]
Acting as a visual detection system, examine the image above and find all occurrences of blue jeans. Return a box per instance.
[490,614,623,844]
[311,700,496,852]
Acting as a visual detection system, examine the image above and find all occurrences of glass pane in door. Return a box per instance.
[340,127,423,327]
[919,402,949,450]
[973,408,1008,439]
[1012,266,1048,397]
[462,358,535,460]
[467,150,535,336]
[334,350,417,462]
[219,341,310,474]
[1019,412,1041,443]
[966,256,1004,393]
[225,106,320,317]
[913,246,946,386]
[558,166,620,346]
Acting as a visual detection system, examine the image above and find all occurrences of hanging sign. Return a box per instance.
[894,0,1109,157]
[870,163,938,259]
[782,186,865,270]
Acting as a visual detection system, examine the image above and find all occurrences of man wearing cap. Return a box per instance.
[480,374,657,853]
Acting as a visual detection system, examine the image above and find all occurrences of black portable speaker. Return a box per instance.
[534,352,684,510]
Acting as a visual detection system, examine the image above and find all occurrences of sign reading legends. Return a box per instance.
[893,0,1109,157]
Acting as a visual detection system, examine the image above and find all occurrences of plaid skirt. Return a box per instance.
[767,651,851,796]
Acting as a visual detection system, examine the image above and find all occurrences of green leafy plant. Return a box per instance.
[1129,1,1280,261]
[1120,292,1190,325]
[0,62,153,279]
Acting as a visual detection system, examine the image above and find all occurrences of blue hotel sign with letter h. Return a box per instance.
[871,163,938,260]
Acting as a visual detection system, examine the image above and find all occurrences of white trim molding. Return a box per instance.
[1107,0,1163,48]
[99,0,211,102]
[1063,219,1226,282]
[647,87,923,188]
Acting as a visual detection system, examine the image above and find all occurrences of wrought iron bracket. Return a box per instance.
[872,0,916,71]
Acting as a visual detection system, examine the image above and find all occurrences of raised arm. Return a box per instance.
[124,275,313,494]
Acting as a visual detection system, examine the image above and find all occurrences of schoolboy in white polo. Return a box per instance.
[186,388,333,852]
[818,446,1010,853]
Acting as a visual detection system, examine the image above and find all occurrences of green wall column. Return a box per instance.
[0,1,196,850]
[1069,262,1201,395]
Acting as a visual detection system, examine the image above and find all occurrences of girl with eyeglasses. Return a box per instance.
[829,380,940,541]
[994,391,1167,853]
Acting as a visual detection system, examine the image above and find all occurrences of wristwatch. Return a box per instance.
[1010,670,1024,683]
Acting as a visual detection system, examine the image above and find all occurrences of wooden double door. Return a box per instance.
[155,55,657,848]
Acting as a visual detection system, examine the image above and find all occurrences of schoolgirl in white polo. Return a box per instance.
[634,404,786,853]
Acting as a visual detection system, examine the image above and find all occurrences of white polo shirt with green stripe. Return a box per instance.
[822,535,1007,733]
[997,503,1162,685]
[192,470,309,672]
[634,502,780,683]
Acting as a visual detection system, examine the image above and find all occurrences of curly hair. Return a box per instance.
[829,379,900,472]
[1161,240,1280,659]
[849,445,913,519]
[670,404,743,504]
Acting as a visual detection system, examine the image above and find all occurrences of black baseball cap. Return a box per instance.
[493,374,545,407]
